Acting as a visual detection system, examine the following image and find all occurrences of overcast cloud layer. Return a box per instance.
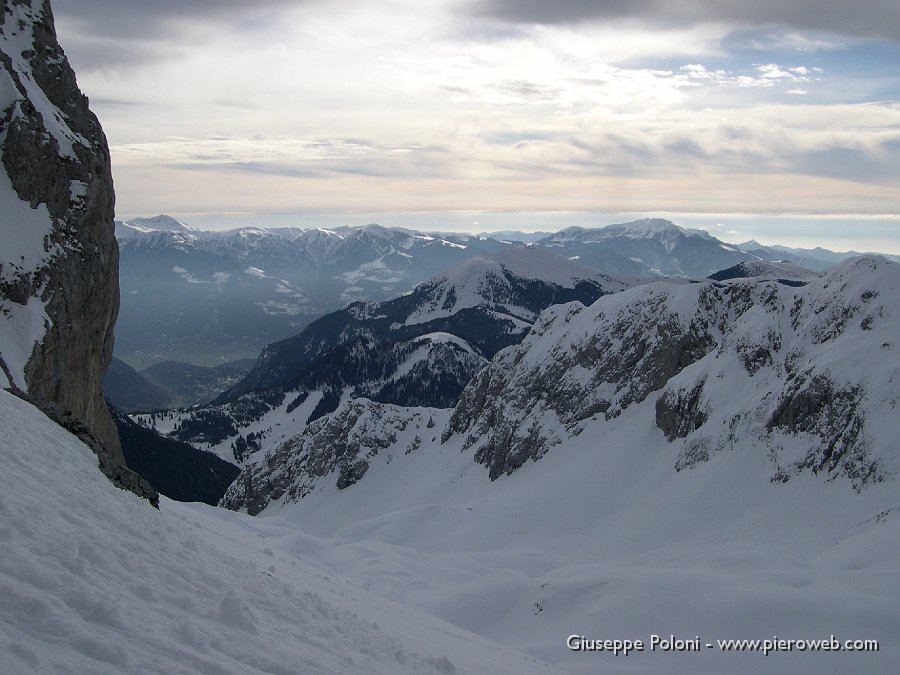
[50,0,900,251]
[475,0,900,41]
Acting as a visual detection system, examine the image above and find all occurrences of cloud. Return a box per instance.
[51,0,310,38]
[471,0,900,42]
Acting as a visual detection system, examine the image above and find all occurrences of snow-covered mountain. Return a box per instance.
[115,214,900,369]
[225,254,898,505]
[538,218,752,277]
[115,214,192,238]
[218,246,628,407]
[219,257,900,674]
[139,247,631,465]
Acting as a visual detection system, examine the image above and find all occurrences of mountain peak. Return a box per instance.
[123,215,193,232]
[601,218,687,238]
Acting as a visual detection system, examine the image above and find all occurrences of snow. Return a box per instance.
[388,333,478,382]
[172,266,208,284]
[339,255,405,285]
[0,146,55,285]
[252,390,899,675]
[0,389,558,674]
[0,294,50,390]
[1,5,88,160]
[239,257,900,675]
[125,215,192,232]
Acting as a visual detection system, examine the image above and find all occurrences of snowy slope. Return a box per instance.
[0,388,560,675]
[222,256,900,674]
[246,395,899,675]
[448,256,899,483]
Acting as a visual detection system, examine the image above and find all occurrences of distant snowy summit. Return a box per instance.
[115,215,193,238]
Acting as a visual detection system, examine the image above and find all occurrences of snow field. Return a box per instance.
[0,389,560,674]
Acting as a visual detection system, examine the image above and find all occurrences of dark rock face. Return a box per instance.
[656,378,708,442]
[1,1,146,498]
[767,373,874,487]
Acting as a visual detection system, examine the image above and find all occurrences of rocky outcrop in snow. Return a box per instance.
[222,399,438,515]
[448,256,898,487]
[1,1,154,502]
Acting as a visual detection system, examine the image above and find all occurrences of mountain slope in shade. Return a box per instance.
[103,357,176,412]
[222,246,629,402]
[708,260,821,285]
[112,406,240,505]
[0,388,560,675]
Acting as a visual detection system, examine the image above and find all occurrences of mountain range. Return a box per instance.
[139,246,633,464]
[115,214,900,370]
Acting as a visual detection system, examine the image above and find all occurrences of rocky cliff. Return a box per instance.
[1,0,154,502]
[449,256,898,486]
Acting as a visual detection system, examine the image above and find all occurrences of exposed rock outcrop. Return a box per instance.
[1,1,155,502]
[221,257,898,516]
[221,399,437,515]
[448,257,898,486]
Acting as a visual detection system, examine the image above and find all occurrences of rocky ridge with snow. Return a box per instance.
[0,0,154,500]
[223,256,898,513]
[451,255,898,484]
[221,399,442,515]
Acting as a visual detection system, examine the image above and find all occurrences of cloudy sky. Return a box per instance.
[52,0,900,251]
